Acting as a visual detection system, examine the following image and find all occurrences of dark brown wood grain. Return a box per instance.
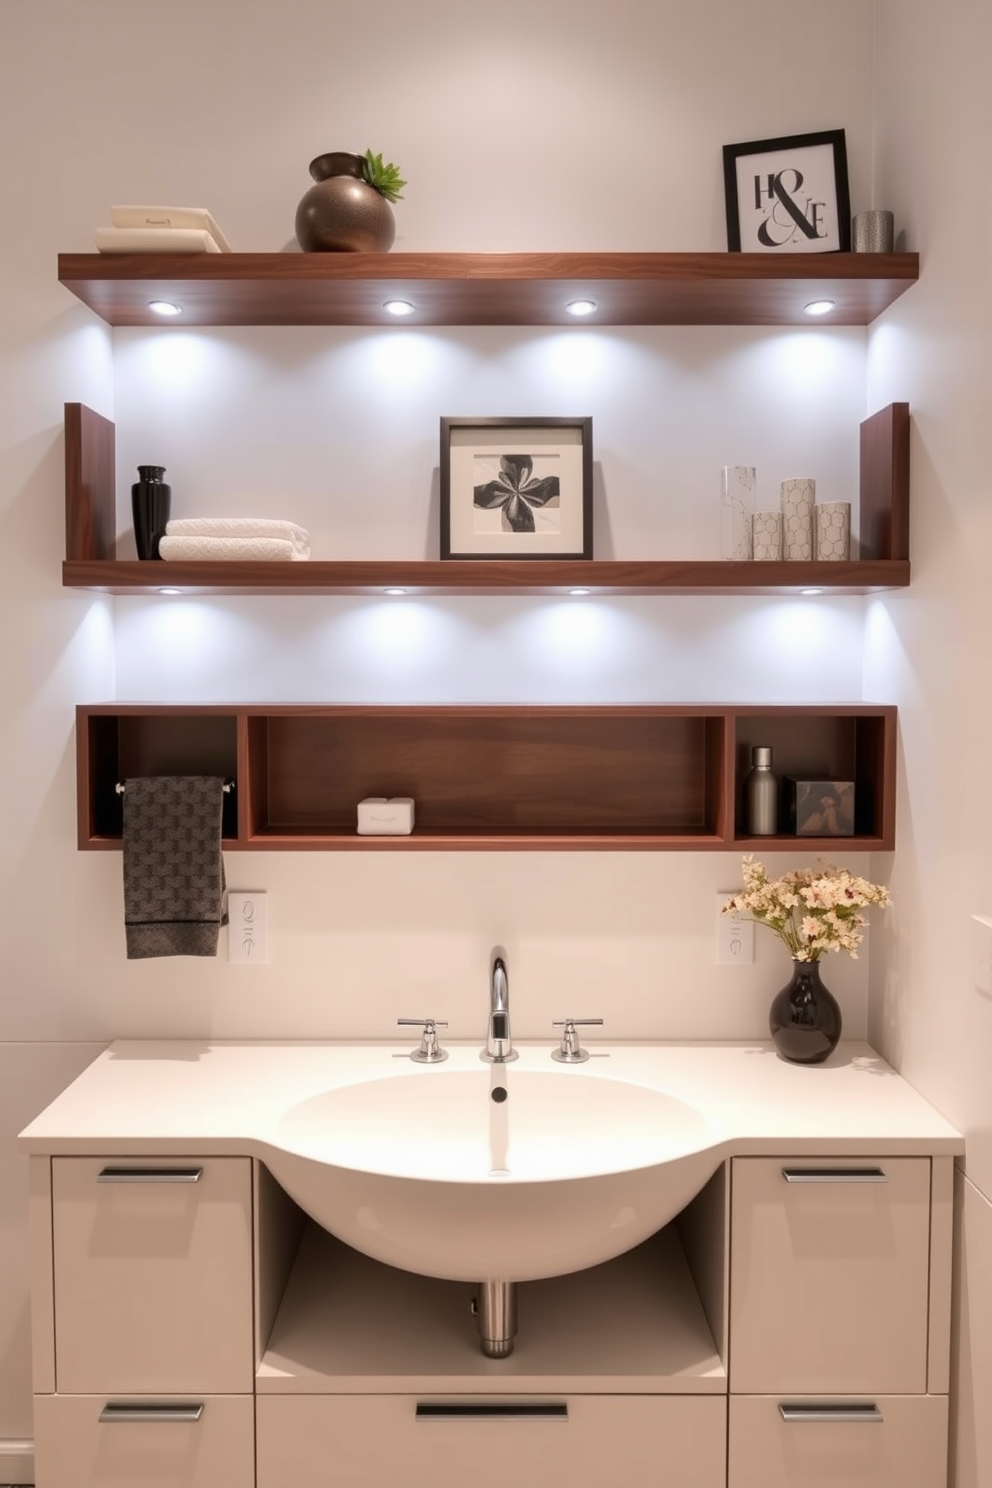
[859,402,910,560]
[61,556,911,597]
[58,252,919,328]
[64,403,116,560]
[75,703,896,852]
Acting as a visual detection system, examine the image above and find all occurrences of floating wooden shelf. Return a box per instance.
[57,251,919,328]
[61,555,910,596]
[76,703,896,852]
[63,403,910,597]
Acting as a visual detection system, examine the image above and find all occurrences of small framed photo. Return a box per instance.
[787,778,856,837]
[440,416,593,560]
[723,129,851,253]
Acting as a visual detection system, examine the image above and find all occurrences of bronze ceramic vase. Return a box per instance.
[295,151,395,252]
[769,958,842,1065]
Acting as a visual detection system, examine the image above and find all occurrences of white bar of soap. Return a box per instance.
[357,797,416,835]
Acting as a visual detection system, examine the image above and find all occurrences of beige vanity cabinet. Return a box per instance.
[21,1043,962,1488]
[256,1394,726,1488]
[727,1155,952,1488]
[34,1155,255,1488]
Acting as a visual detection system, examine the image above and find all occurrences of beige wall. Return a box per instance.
[866,1,992,1483]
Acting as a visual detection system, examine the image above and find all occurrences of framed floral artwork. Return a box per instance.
[440,416,593,560]
[723,129,851,253]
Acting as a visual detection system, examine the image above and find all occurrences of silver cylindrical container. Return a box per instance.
[852,210,895,253]
[744,745,778,836]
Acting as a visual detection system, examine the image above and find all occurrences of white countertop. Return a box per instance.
[18,1038,963,1158]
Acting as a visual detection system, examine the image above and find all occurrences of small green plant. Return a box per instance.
[361,149,407,203]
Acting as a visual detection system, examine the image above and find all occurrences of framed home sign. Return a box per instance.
[723,129,851,253]
[440,416,593,560]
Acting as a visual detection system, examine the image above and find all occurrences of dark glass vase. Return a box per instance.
[295,151,396,253]
[131,465,171,560]
[769,959,842,1064]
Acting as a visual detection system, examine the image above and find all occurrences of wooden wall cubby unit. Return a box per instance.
[733,707,894,847]
[77,703,896,852]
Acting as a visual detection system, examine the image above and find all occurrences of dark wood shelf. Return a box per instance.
[63,403,911,597]
[62,555,910,597]
[57,251,919,328]
[76,703,896,853]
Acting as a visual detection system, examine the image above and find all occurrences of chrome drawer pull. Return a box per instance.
[97,1166,203,1183]
[416,1404,568,1421]
[99,1403,204,1424]
[781,1167,887,1183]
[779,1403,883,1423]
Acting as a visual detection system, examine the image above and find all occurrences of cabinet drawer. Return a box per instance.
[256,1394,727,1488]
[33,1393,254,1488]
[728,1394,948,1488]
[730,1156,931,1393]
[52,1156,254,1393]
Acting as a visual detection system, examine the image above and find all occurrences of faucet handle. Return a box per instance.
[397,1017,449,1064]
[551,1017,604,1064]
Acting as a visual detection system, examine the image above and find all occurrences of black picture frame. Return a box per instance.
[723,129,851,254]
[440,416,593,560]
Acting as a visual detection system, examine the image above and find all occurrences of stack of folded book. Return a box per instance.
[95,206,232,254]
[159,519,311,562]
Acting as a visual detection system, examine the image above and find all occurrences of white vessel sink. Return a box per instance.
[267,1058,719,1282]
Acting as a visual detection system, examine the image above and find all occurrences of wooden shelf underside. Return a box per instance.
[58,251,919,328]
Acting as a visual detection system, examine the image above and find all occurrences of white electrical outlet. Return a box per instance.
[716,893,754,965]
[228,892,268,964]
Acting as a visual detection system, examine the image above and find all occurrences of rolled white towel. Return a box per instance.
[165,517,310,555]
[159,535,308,562]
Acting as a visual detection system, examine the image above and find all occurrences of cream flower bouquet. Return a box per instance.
[723,855,890,962]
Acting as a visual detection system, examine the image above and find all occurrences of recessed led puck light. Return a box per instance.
[565,299,597,317]
[148,300,182,317]
[383,299,416,316]
[803,299,836,317]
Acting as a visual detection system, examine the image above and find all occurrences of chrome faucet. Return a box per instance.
[482,947,517,1063]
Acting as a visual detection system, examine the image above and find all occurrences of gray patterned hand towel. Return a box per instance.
[123,776,227,959]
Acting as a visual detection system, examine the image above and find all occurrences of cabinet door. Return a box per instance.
[33,1394,254,1488]
[256,1395,727,1488]
[730,1156,931,1393]
[52,1156,254,1394]
[728,1394,948,1488]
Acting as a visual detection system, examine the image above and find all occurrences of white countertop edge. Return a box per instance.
[17,1037,964,1157]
